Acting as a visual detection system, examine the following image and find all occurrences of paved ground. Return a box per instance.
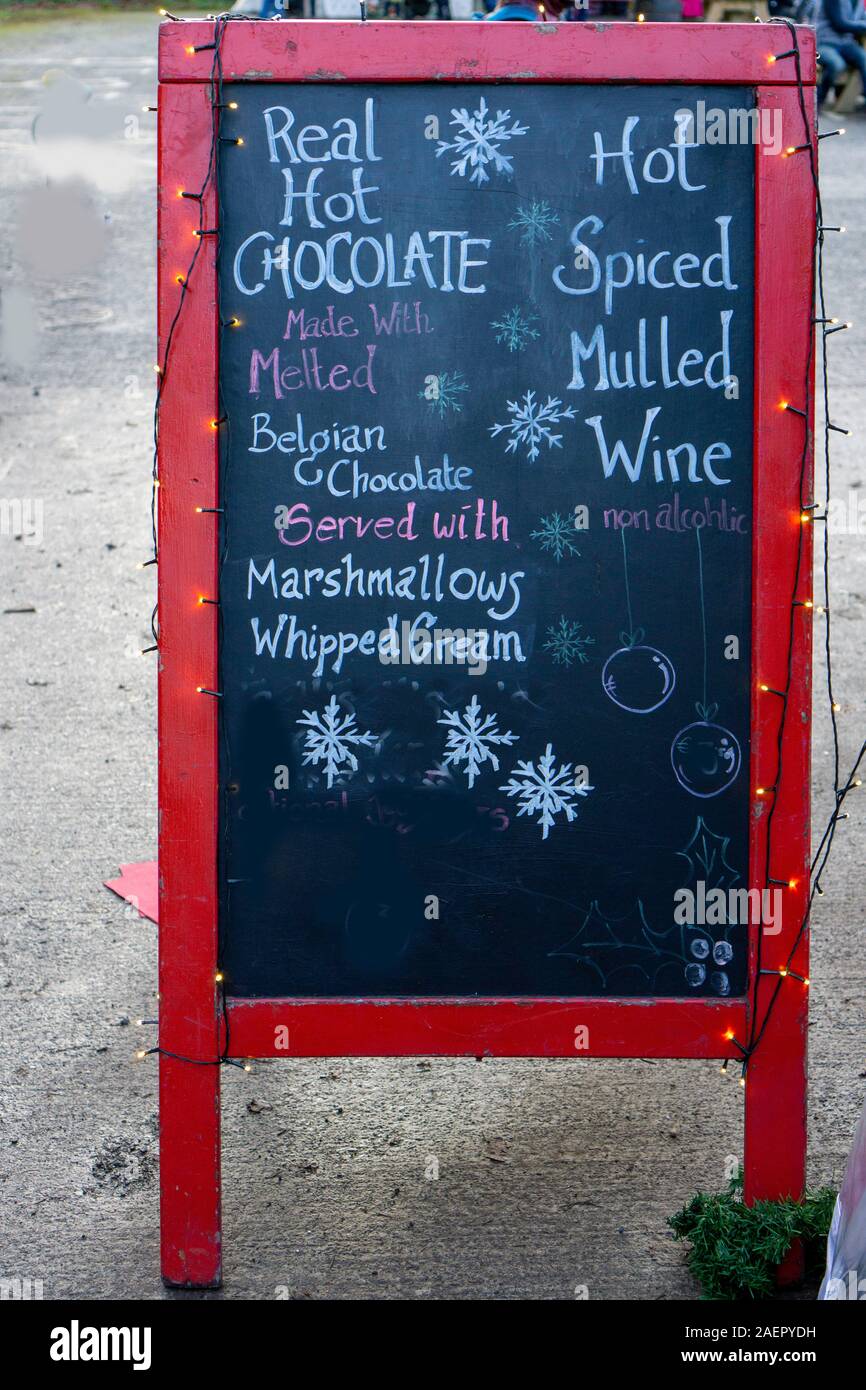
[0,12,864,1301]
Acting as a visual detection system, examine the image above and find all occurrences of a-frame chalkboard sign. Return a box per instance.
[157,20,816,1288]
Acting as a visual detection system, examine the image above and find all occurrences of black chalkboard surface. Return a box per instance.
[217,82,755,999]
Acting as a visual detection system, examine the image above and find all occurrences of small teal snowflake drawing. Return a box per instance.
[543,616,594,668]
[419,370,469,419]
[490,307,540,353]
[531,511,581,562]
[508,200,561,247]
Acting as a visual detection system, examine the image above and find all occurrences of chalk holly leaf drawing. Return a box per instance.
[676,816,741,895]
[550,900,652,961]
[548,900,685,989]
[500,743,593,840]
[672,817,742,991]
[297,695,378,789]
[435,98,529,187]
[489,390,576,463]
[438,694,518,789]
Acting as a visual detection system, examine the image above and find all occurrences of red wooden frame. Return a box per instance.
[158,21,815,1289]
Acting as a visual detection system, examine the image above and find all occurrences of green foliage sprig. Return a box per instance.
[669,1173,837,1300]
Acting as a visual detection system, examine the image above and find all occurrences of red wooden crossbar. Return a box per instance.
[159,19,816,86]
[157,21,815,1290]
[227,997,749,1058]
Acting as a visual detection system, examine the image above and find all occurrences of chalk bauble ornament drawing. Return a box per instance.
[602,629,676,714]
[602,533,675,715]
[670,531,743,799]
[671,703,742,799]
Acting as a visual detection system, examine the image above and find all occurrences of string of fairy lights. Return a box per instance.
[138,11,250,1072]
[722,17,863,1088]
[136,13,862,1094]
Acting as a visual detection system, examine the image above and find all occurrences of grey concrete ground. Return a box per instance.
[0,12,864,1301]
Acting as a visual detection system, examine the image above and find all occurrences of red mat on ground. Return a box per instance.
[104,861,158,924]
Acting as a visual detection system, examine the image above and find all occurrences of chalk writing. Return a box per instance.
[217,83,754,998]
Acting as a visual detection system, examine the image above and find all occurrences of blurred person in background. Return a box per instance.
[482,0,541,15]
[637,0,684,17]
[480,0,565,15]
[802,0,866,108]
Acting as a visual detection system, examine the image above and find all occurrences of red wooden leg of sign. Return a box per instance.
[743,984,808,1286]
[157,76,222,1288]
[160,1054,222,1288]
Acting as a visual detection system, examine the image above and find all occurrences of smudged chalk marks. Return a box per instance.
[490,307,539,353]
[435,98,529,187]
[500,743,594,841]
[437,694,518,789]
[531,510,581,562]
[543,616,594,668]
[508,199,561,247]
[297,695,379,789]
[419,369,469,418]
[489,389,576,463]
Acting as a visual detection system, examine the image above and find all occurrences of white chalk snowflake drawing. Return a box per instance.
[500,743,594,841]
[543,616,595,668]
[531,510,581,562]
[490,307,540,353]
[489,390,576,463]
[437,694,518,789]
[508,199,561,246]
[419,369,469,419]
[297,695,378,789]
[435,98,529,187]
